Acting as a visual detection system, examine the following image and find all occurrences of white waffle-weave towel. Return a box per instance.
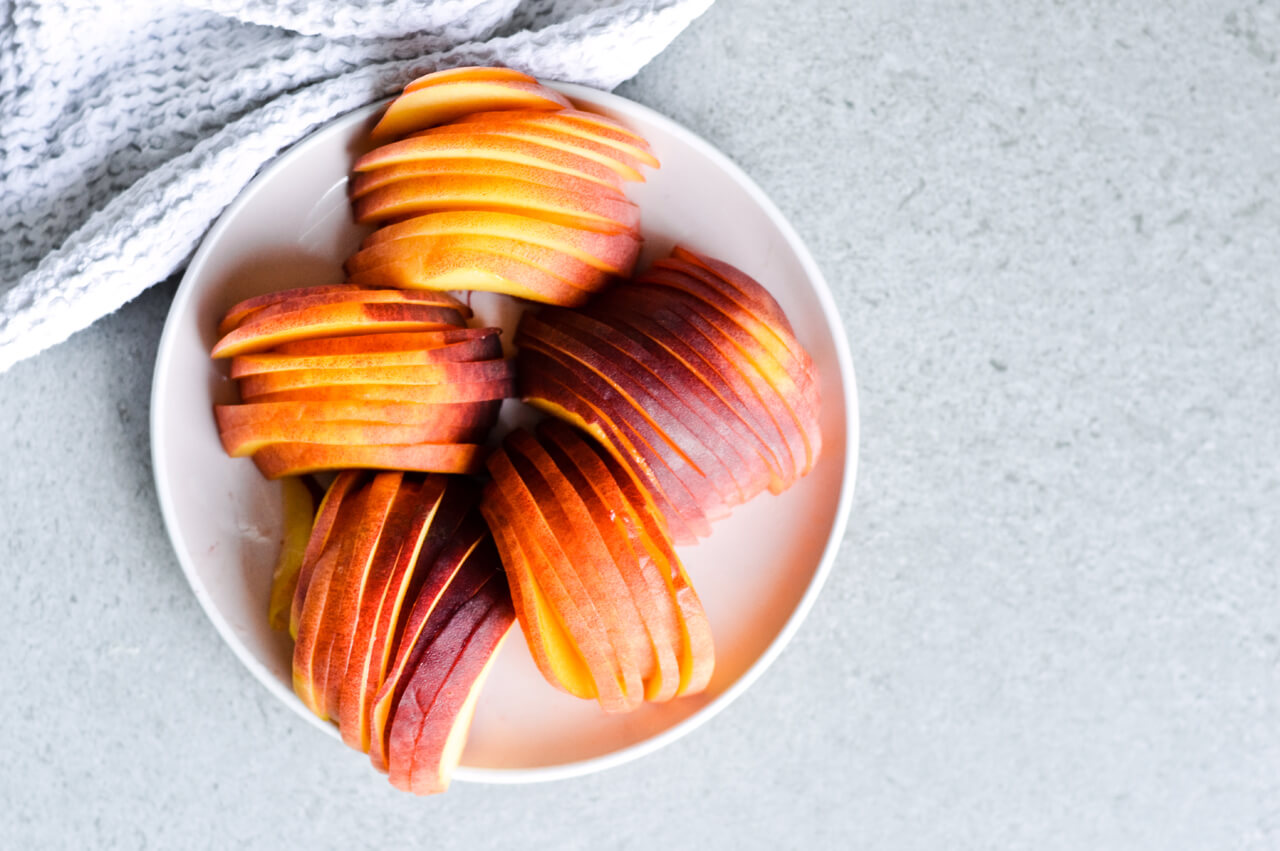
[0,0,713,373]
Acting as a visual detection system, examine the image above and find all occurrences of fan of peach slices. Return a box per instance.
[206,67,822,796]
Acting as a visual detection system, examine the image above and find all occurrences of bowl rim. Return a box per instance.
[150,81,860,785]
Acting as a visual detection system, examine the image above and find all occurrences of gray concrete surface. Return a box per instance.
[3,1,1279,847]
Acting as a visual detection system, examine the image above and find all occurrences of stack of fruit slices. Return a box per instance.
[210,284,512,478]
[290,471,515,796]
[208,66,825,797]
[343,67,657,306]
[516,245,822,544]
[479,421,713,713]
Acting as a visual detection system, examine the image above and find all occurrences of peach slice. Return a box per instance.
[520,312,745,509]
[369,514,496,772]
[359,211,641,275]
[595,300,798,491]
[338,477,466,753]
[219,419,488,457]
[503,430,655,692]
[345,233,609,294]
[217,288,467,337]
[348,249,597,307]
[229,337,500,377]
[308,472,403,719]
[517,364,700,546]
[537,420,683,702]
[352,174,639,235]
[627,279,819,476]
[542,308,775,501]
[211,302,467,358]
[349,157,625,202]
[414,123,647,183]
[595,444,714,697]
[215,400,500,430]
[218,284,370,334]
[248,379,512,405]
[266,477,316,632]
[386,581,514,795]
[369,79,571,142]
[291,471,366,638]
[480,493,595,698]
[353,134,625,192]
[318,474,414,721]
[402,66,536,93]
[235,359,513,398]
[598,288,805,490]
[517,343,718,540]
[448,109,659,168]
[271,327,499,356]
[485,451,640,711]
[251,442,484,478]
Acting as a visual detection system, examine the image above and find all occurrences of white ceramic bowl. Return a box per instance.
[151,83,859,783]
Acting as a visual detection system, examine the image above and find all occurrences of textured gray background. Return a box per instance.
[3,1,1279,847]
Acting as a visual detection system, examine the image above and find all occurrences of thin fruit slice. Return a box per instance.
[251,442,484,478]
[273,327,498,356]
[248,379,512,405]
[353,174,639,235]
[413,123,646,183]
[403,66,535,93]
[349,157,625,202]
[386,583,514,795]
[235,359,513,398]
[370,79,571,142]
[537,421,683,702]
[266,477,316,632]
[229,337,500,377]
[448,109,659,168]
[216,400,500,430]
[348,249,597,307]
[218,284,370,334]
[353,134,624,192]
[211,302,467,358]
[359,211,640,275]
[218,288,467,337]
[220,419,488,457]
[291,471,366,638]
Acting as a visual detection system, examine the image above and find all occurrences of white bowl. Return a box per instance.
[151,83,859,783]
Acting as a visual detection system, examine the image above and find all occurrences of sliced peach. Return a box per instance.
[353,174,639,235]
[369,79,571,142]
[517,365,699,546]
[592,439,715,696]
[480,492,595,698]
[359,211,640,275]
[448,109,658,167]
[348,249,597,307]
[218,288,466,337]
[248,379,512,405]
[230,338,500,378]
[353,134,624,192]
[520,312,744,509]
[349,157,624,202]
[211,302,466,358]
[414,123,646,182]
[251,442,484,478]
[273,327,498,356]
[236,359,512,398]
[538,420,682,702]
[369,514,495,772]
[538,308,773,501]
[504,430,657,692]
[346,233,609,292]
[220,419,488,457]
[216,400,499,430]
[291,471,366,639]
[402,66,535,93]
[309,473,403,719]
[218,284,370,335]
[485,452,639,711]
[516,342,719,539]
[266,477,315,632]
[386,581,514,795]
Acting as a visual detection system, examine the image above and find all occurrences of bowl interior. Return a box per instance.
[151,84,857,782]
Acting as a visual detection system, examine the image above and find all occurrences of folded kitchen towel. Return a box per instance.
[0,0,713,373]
